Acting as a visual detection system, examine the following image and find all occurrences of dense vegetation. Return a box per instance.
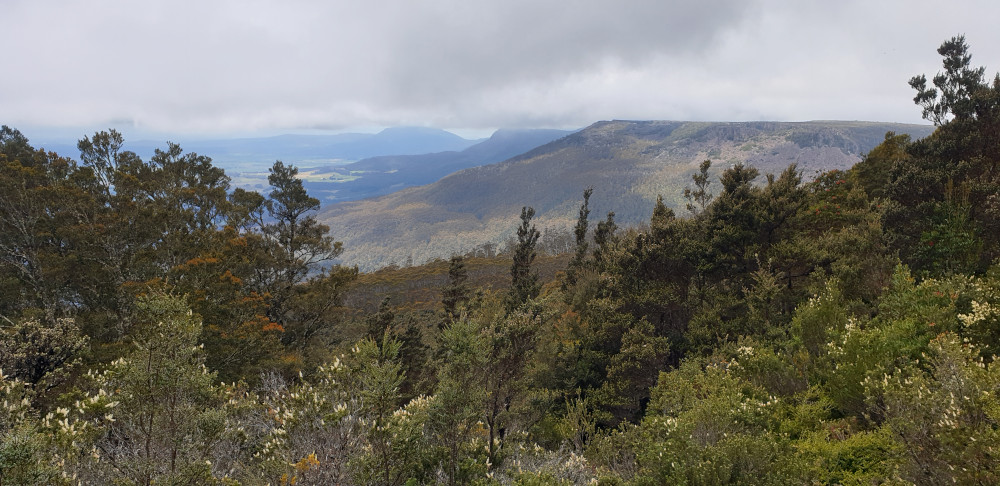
[3,36,1000,485]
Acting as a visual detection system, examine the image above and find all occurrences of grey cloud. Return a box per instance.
[372,0,758,102]
[3,0,1000,134]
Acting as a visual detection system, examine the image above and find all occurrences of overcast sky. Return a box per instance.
[4,0,999,139]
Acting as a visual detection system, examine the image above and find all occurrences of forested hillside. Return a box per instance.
[2,36,1000,485]
[320,120,933,271]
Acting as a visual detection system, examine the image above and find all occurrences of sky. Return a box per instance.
[3,0,1000,140]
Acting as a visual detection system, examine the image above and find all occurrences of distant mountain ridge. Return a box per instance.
[26,126,573,203]
[30,126,482,170]
[304,128,574,202]
[318,120,936,271]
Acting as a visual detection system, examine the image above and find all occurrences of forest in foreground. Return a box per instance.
[2,36,1000,485]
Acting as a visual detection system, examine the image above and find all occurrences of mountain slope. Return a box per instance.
[319,120,935,271]
[306,128,573,202]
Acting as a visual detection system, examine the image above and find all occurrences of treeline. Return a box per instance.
[2,35,1000,484]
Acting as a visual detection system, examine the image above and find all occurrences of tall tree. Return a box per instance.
[365,297,396,339]
[256,161,345,344]
[909,35,987,125]
[147,143,232,272]
[0,127,93,320]
[262,161,340,295]
[505,206,541,312]
[683,159,714,216]
[592,211,617,267]
[649,195,674,240]
[884,35,1000,274]
[482,309,538,467]
[565,187,593,287]
[441,255,470,325]
[704,163,761,280]
[77,129,156,337]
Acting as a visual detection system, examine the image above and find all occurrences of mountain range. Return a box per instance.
[29,126,484,171]
[27,126,576,203]
[317,120,936,271]
[300,128,573,202]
